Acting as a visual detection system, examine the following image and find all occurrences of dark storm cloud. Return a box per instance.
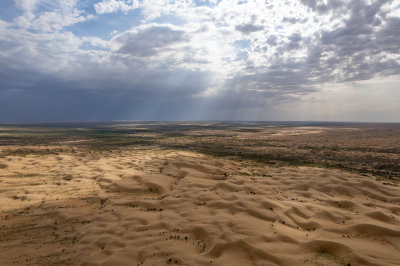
[0,66,213,121]
[116,25,188,57]
[235,23,264,34]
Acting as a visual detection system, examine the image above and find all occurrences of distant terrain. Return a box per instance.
[0,122,399,265]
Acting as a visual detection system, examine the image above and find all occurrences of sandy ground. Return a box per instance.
[0,145,399,266]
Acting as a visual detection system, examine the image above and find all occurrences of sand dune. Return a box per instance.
[1,146,399,265]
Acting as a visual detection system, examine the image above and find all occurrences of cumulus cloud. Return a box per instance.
[287,33,302,50]
[115,25,188,57]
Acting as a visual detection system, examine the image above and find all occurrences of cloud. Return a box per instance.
[287,33,302,50]
[266,35,277,46]
[0,0,400,121]
[94,0,194,19]
[377,17,400,53]
[115,25,188,57]
[312,0,400,82]
[300,0,316,9]
[14,0,42,13]
[0,67,213,121]
[14,0,90,32]
[94,0,139,14]
[235,23,264,34]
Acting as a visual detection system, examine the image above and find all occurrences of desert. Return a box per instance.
[2,0,400,265]
[0,122,399,266]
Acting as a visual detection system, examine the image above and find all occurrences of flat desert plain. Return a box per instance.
[0,122,399,266]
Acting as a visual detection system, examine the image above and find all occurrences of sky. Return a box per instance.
[0,0,399,122]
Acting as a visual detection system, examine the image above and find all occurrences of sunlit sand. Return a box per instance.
[0,122,399,265]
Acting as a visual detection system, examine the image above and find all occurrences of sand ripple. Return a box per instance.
[1,150,400,265]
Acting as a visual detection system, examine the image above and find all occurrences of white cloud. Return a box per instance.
[94,0,194,19]
[14,0,41,12]
[94,0,139,14]
[14,0,91,32]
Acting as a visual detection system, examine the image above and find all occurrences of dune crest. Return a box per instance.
[1,147,399,265]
